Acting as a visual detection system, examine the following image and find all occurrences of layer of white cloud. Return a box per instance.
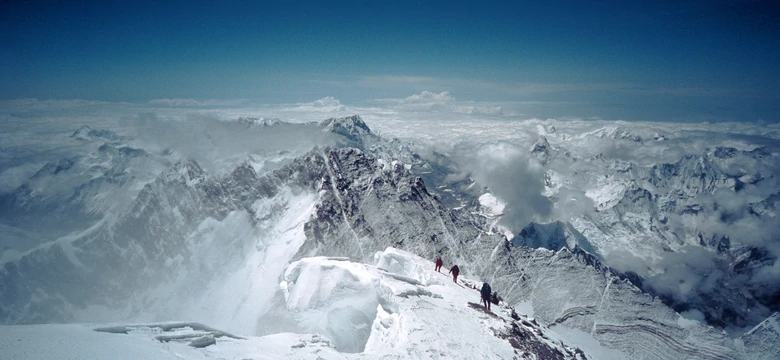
[370,91,503,116]
[148,98,250,107]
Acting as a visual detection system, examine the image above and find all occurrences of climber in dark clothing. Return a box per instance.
[434,257,443,272]
[449,265,460,283]
[491,291,500,305]
[481,282,492,310]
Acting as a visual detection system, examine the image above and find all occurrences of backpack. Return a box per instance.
[481,282,491,297]
[491,291,500,304]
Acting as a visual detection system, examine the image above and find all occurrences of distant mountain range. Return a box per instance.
[1,115,778,359]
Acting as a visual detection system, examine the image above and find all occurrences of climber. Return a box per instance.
[481,282,492,310]
[491,291,500,305]
[449,264,460,283]
[434,256,443,272]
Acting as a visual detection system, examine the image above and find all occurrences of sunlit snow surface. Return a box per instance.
[1,249,593,359]
[139,188,321,334]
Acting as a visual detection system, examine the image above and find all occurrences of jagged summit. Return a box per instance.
[159,158,206,186]
[713,146,738,159]
[530,136,550,154]
[97,143,147,158]
[531,136,552,163]
[581,125,643,142]
[319,115,373,142]
[70,124,92,139]
[236,116,283,127]
[70,124,123,142]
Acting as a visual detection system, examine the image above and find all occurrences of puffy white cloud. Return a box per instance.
[446,142,553,232]
[371,90,454,108]
[294,96,346,112]
[308,96,342,108]
[401,90,455,103]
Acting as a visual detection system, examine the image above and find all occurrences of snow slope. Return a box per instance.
[0,322,347,360]
[0,248,589,360]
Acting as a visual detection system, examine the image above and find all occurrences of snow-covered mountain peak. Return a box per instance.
[580,125,643,142]
[712,146,739,159]
[159,158,206,186]
[531,135,550,153]
[97,142,148,159]
[531,136,552,164]
[235,116,283,127]
[320,115,373,140]
[70,124,92,139]
[70,124,124,142]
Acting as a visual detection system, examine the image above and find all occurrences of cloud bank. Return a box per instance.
[370,91,504,116]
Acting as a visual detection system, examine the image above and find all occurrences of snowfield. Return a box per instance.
[0,248,591,360]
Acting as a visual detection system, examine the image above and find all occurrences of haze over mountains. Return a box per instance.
[1,96,779,359]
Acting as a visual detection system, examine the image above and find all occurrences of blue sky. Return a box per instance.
[1,0,779,121]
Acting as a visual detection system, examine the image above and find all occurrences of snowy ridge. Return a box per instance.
[1,248,589,359]
[6,245,760,360]
[234,116,284,127]
[576,125,645,142]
